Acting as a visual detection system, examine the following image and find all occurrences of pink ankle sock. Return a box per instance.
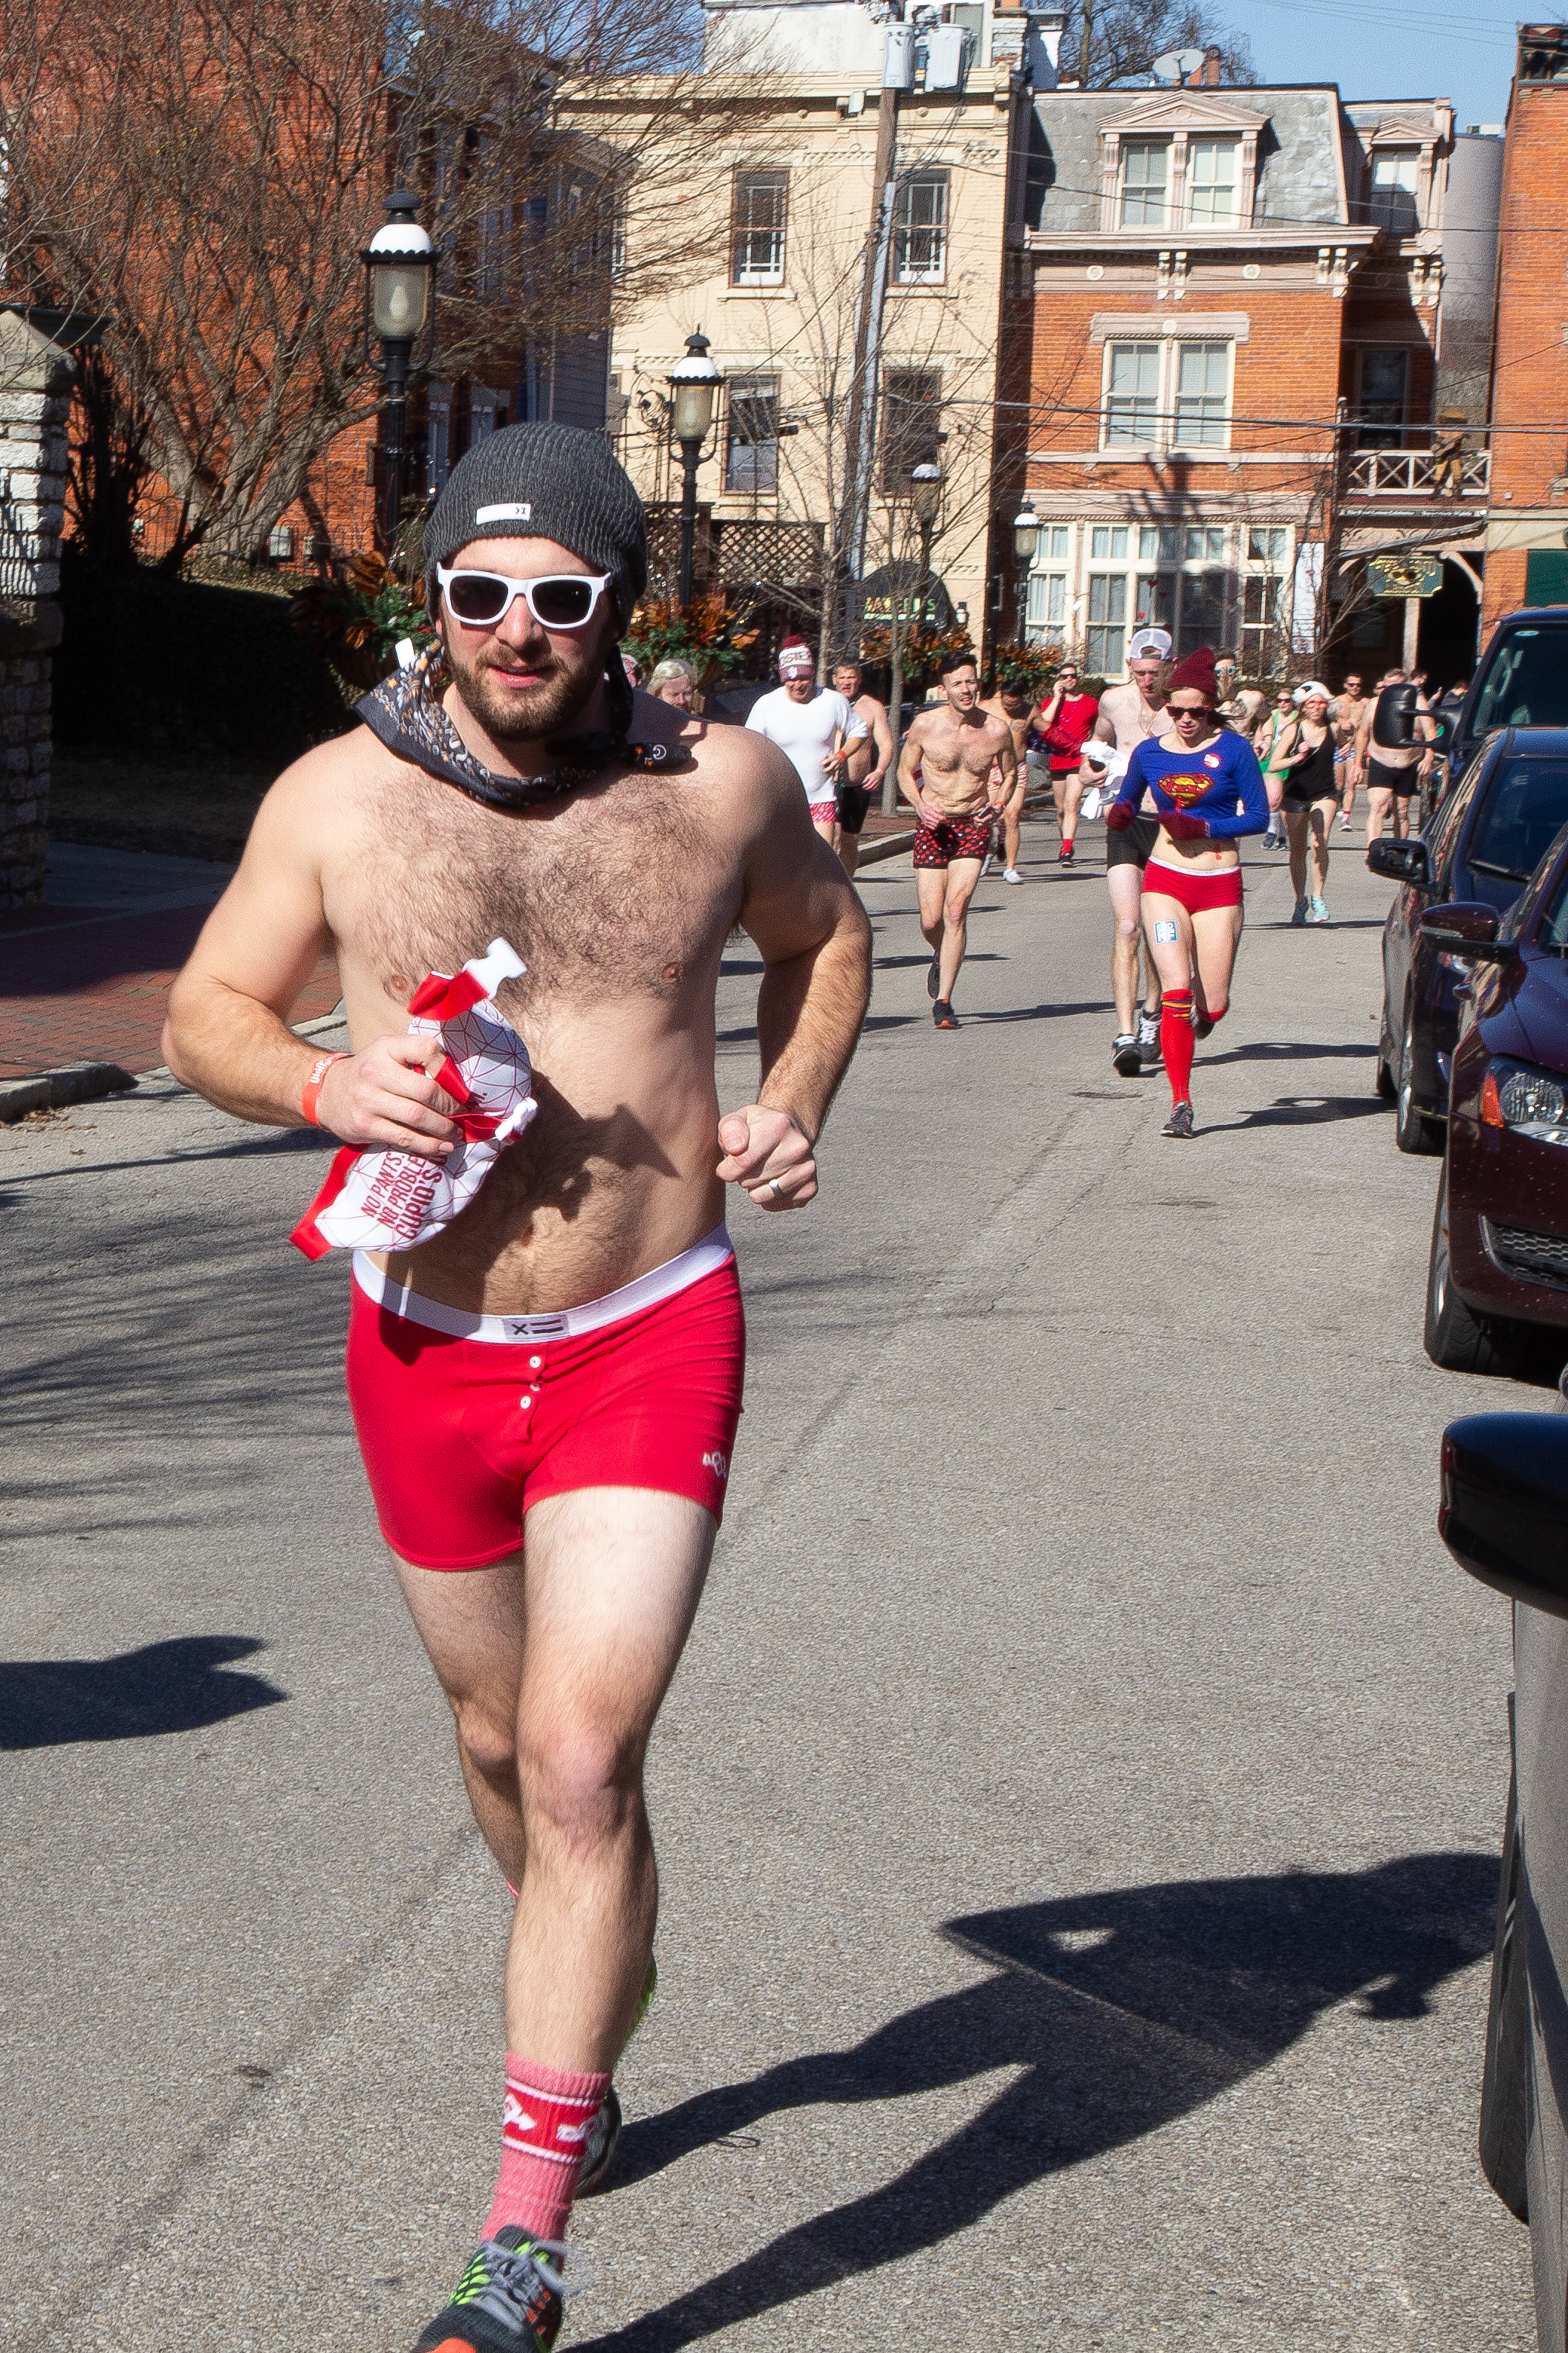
[483,2054,611,2245]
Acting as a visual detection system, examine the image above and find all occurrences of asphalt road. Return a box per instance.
[0,811,1540,2351]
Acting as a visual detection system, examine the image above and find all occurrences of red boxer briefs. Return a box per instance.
[345,1232,745,1568]
[913,812,992,867]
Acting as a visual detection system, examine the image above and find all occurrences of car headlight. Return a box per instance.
[1482,1056,1568,1143]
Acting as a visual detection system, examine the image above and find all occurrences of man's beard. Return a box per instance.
[446,639,599,746]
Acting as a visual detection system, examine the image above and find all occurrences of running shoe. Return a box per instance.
[1162,1100,1195,1139]
[1290,896,1309,925]
[934,999,960,1029]
[414,2227,567,2353]
[1136,1009,1161,1063]
[1002,866,1023,884]
[1058,840,1075,863]
[1113,1033,1142,1077]
[1336,814,1350,831]
[980,854,995,878]
[926,951,941,999]
[1309,896,1330,924]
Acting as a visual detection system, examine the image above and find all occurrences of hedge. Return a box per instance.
[54,556,352,764]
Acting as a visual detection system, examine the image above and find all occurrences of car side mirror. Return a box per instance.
[1441,1413,1568,1619]
[1367,837,1433,888]
[1420,901,1513,963]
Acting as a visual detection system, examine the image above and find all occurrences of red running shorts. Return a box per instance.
[345,1236,746,1569]
[1142,856,1244,915]
[913,812,992,867]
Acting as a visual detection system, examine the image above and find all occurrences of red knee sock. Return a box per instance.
[483,2054,611,2246]
[1161,988,1195,1106]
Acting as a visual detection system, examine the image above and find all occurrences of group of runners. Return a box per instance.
[157,417,1450,2352]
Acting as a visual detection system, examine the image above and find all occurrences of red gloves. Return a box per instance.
[1105,799,1134,833]
[1160,808,1211,842]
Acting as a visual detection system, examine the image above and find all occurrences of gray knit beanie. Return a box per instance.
[423,422,647,633]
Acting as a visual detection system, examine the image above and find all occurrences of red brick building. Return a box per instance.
[1013,76,1488,685]
[1482,23,1568,637]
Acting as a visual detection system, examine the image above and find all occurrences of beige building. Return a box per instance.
[567,0,1054,670]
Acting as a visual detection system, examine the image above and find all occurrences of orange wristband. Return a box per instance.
[301,1051,348,1128]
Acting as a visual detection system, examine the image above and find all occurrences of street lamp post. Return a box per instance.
[362,192,436,556]
[1012,497,1041,645]
[666,331,724,606]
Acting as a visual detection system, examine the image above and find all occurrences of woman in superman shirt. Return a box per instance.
[1105,646,1269,1137]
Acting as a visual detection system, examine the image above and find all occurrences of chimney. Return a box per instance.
[1201,43,1221,85]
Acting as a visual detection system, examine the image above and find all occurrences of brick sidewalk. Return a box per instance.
[0,900,338,1080]
[0,806,920,1085]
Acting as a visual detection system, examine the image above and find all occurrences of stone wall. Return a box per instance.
[0,313,74,909]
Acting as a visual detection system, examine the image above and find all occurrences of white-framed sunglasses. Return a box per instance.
[437,565,614,632]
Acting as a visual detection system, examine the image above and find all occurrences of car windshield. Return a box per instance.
[1467,757,1568,880]
[1472,629,1568,733]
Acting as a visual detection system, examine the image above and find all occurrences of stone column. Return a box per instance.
[0,314,75,909]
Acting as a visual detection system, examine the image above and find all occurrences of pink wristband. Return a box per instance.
[301,1052,348,1128]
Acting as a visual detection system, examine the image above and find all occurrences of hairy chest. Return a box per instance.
[329,771,736,1012]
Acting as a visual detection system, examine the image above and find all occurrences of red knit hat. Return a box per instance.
[1168,646,1220,701]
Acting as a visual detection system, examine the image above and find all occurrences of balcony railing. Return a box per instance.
[1344,448,1491,498]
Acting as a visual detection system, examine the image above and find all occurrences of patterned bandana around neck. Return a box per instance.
[356,644,692,814]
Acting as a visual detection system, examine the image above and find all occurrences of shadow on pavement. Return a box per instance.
[582,1855,1494,2350]
[965,998,1114,1027]
[1203,1094,1390,1130]
[1207,1040,1378,1064]
[0,1634,287,1747]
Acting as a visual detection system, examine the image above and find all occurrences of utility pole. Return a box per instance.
[832,18,907,666]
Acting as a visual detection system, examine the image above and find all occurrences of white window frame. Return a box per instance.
[894,171,949,285]
[1368,147,1421,234]
[1118,140,1169,229]
[1102,344,1162,449]
[1099,338,1234,455]
[1172,340,1232,448]
[1185,137,1239,227]
[732,170,788,288]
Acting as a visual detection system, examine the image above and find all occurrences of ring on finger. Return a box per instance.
[768,1176,786,1201]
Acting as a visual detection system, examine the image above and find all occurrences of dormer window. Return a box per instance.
[1187,137,1238,224]
[1098,98,1263,234]
[1119,143,1168,227]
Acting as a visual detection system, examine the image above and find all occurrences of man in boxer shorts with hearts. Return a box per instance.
[164,423,871,2353]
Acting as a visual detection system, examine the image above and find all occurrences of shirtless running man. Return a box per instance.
[978,670,1038,885]
[1357,668,1437,842]
[899,651,1015,1028]
[162,424,871,2353]
[831,658,894,878]
[1330,670,1367,831]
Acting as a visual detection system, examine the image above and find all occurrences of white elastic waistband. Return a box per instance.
[353,1226,735,1345]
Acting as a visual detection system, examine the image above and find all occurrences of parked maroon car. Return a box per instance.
[1424,822,1568,1376]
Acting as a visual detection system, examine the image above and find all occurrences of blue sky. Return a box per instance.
[1231,0,1546,123]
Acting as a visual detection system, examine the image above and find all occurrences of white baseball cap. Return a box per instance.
[1128,629,1172,663]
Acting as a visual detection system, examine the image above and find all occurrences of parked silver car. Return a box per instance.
[1440,1389,1568,2346]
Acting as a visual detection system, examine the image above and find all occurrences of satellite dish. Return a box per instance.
[1152,45,1207,80]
